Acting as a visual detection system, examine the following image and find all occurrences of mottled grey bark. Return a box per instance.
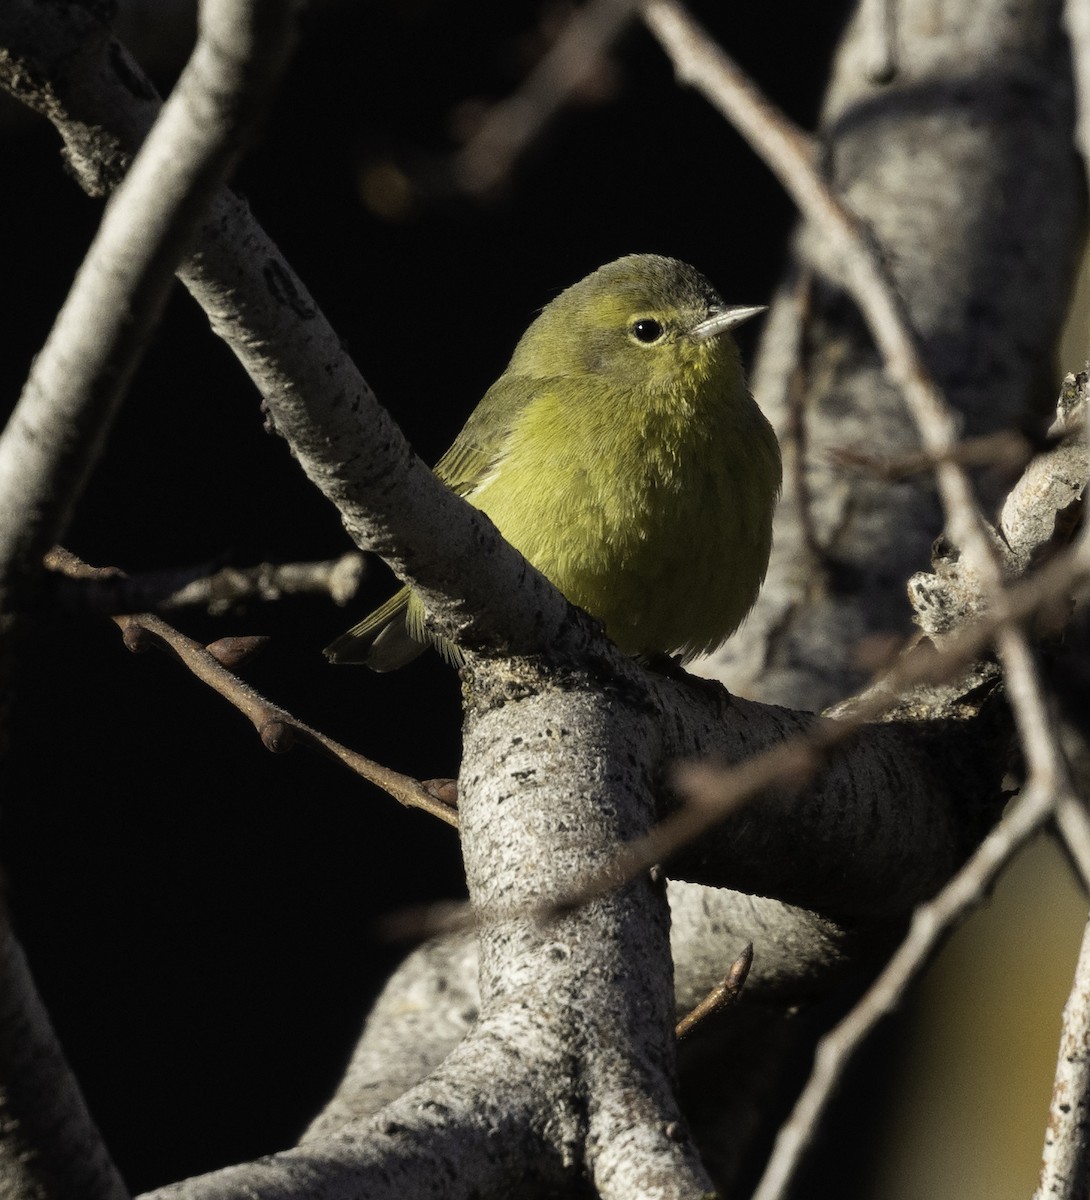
[0,934,128,1200]
[303,882,857,1137]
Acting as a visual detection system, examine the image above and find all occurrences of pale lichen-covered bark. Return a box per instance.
[0,933,128,1200]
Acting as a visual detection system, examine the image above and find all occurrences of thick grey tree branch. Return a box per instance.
[0,927,128,1200]
[301,882,855,1141]
[0,2,302,1197]
[141,667,721,1200]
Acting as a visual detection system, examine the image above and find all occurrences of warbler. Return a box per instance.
[325,254,781,670]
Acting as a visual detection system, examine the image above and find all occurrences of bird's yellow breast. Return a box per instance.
[465,368,779,662]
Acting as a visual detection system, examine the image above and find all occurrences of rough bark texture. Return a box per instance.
[1035,914,1090,1198]
[0,934,128,1200]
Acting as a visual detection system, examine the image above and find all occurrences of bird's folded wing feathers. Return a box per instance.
[433,374,541,494]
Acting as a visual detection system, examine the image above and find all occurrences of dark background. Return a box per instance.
[0,1,855,1192]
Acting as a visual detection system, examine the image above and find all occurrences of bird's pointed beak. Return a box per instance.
[689,304,767,343]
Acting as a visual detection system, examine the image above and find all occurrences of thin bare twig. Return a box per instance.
[832,429,1039,482]
[642,0,998,570]
[45,548,458,828]
[1034,911,1090,1200]
[452,0,642,194]
[675,943,753,1039]
[753,780,1063,1200]
[161,552,367,612]
[124,612,458,827]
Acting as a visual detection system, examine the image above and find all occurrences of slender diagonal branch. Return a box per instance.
[0,0,302,618]
[46,549,458,827]
[1034,911,1090,1200]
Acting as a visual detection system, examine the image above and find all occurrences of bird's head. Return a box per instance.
[507,254,764,397]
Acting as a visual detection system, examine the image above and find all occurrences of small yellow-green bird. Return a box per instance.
[325,254,781,670]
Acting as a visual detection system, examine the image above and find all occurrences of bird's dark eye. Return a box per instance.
[630,318,664,344]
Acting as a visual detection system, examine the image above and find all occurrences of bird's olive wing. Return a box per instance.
[432,374,539,495]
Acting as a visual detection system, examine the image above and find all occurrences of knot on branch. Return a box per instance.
[462,646,654,718]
